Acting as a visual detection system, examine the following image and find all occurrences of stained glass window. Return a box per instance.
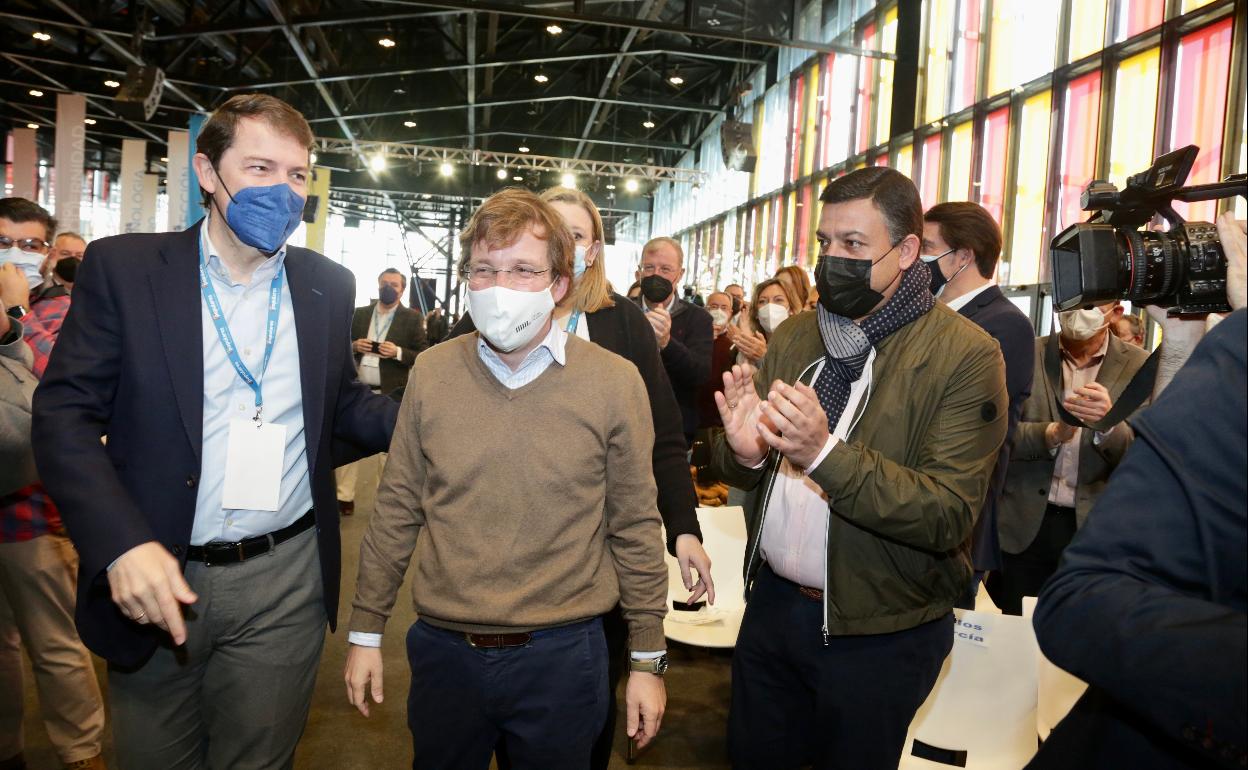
[1168,17,1233,222]
[1108,48,1160,188]
[1068,0,1108,62]
[946,121,974,201]
[1057,70,1102,232]
[1010,90,1053,285]
[978,107,1009,223]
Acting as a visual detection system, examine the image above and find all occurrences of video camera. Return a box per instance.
[1049,145,1247,315]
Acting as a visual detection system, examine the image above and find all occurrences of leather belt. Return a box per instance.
[465,632,532,648]
[186,510,315,566]
[798,586,824,601]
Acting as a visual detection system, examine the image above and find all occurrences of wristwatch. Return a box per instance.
[629,654,669,675]
[5,304,29,320]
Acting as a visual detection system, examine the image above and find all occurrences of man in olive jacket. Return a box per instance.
[712,167,1007,769]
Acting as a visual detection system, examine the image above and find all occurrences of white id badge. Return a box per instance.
[360,354,381,368]
[222,419,286,511]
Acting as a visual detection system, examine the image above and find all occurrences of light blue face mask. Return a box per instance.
[573,245,588,277]
[0,247,46,289]
[213,169,306,256]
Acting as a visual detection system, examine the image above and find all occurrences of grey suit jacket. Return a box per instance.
[999,333,1150,554]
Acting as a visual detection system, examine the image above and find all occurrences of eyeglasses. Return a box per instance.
[639,263,678,277]
[0,235,50,253]
[458,263,552,288]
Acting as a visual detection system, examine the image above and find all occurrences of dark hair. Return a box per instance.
[0,197,57,242]
[924,202,1003,279]
[819,167,923,246]
[379,267,408,289]
[196,94,314,207]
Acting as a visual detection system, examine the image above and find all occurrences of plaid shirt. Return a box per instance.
[19,294,68,378]
[0,483,62,543]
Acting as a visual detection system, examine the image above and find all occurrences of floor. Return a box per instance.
[18,455,735,769]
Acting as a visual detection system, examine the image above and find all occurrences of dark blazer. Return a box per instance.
[656,297,713,443]
[449,293,702,553]
[31,222,398,668]
[999,332,1149,553]
[956,285,1035,571]
[351,300,428,396]
[1028,309,1246,770]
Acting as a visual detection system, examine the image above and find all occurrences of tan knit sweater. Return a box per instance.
[349,333,669,652]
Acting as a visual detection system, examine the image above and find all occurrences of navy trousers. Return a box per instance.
[729,564,953,770]
[406,618,609,770]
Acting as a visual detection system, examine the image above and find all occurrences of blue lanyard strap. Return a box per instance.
[565,309,582,334]
[198,242,284,419]
[372,307,395,341]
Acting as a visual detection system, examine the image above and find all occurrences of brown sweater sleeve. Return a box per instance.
[604,366,669,652]
[348,373,426,635]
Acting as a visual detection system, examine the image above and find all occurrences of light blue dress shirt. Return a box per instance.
[475,321,566,388]
[190,220,313,546]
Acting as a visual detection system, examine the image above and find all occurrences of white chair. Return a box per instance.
[1021,596,1089,741]
[899,609,1040,770]
[661,505,748,648]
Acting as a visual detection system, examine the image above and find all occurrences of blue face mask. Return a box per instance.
[213,170,306,255]
[573,245,588,277]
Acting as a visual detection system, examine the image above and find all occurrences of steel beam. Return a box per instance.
[304,93,722,124]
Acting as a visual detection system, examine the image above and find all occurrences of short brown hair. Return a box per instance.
[819,167,923,245]
[195,94,314,206]
[457,187,574,282]
[0,197,56,243]
[924,202,1003,279]
[539,186,614,313]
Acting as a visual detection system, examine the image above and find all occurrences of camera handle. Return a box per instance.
[1043,333,1159,432]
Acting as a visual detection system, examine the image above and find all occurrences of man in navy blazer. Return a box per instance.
[32,95,397,769]
[923,202,1035,603]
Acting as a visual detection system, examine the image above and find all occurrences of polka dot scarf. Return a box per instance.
[813,260,935,430]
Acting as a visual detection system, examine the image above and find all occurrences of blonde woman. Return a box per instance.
[732,277,801,366]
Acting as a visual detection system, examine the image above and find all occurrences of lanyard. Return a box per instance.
[198,242,284,421]
[372,306,395,341]
[565,309,582,335]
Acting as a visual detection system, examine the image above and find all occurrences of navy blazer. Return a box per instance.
[31,222,397,667]
[956,285,1035,571]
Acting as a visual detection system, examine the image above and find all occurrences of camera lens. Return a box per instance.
[1119,229,1179,305]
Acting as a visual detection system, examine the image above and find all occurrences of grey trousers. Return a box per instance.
[108,526,327,770]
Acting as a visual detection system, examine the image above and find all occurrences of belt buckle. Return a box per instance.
[466,634,493,649]
[237,541,246,562]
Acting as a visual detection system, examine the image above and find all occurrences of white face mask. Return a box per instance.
[708,308,730,327]
[0,247,46,289]
[467,284,556,353]
[756,303,790,333]
[1058,307,1110,341]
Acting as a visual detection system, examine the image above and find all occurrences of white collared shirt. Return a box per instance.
[942,280,995,312]
[476,320,567,389]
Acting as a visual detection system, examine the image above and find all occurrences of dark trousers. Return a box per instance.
[729,564,953,770]
[406,618,609,770]
[988,504,1077,616]
[590,607,628,769]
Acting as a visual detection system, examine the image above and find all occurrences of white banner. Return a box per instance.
[54,93,86,233]
[120,139,149,234]
[166,130,190,231]
[9,128,38,200]
[142,174,159,233]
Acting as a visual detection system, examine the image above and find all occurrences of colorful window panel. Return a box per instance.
[895,142,914,179]
[950,0,983,113]
[784,191,798,264]
[771,194,785,271]
[1168,18,1233,222]
[875,6,900,148]
[872,152,889,167]
[1009,90,1053,286]
[1115,0,1164,42]
[946,121,974,201]
[1068,0,1108,62]
[795,185,814,267]
[1108,48,1160,188]
[987,0,1061,98]
[1057,70,1102,232]
[920,134,942,208]
[856,22,879,154]
[1179,0,1218,13]
[977,106,1009,224]
[924,0,955,124]
[802,63,820,178]
[788,73,805,184]
[823,53,858,168]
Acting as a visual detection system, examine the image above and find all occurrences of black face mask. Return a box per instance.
[925,249,953,295]
[54,257,81,284]
[815,243,901,319]
[730,296,742,316]
[639,275,674,304]
[379,284,400,305]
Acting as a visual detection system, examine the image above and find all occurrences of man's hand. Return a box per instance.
[1217,211,1246,311]
[732,329,768,364]
[377,340,399,359]
[107,542,199,645]
[1063,381,1113,424]
[674,534,715,605]
[714,364,767,467]
[344,644,385,717]
[646,306,672,349]
[352,338,374,355]
[625,671,666,750]
[0,264,31,311]
[1046,421,1077,448]
[757,381,829,469]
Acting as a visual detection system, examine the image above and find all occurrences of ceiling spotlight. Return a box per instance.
[370,154,387,172]
[668,69,684,86]
[624,178,639,193]
[513,175,524,182]
[403,120,417,128]
[104,79,120,88]
[310,151,318,164]
[393,87,406,95]
[518,144,530,153]
[560,172,576,188]
[26,123,39,130]
[546,23,563,35]
[83,118,96,125]
[439,161,454,177]
[605,183,617,190]
[496,167,509,180]
[642,118,655,129]
[533,72,549,84]
[160,156,169,162]
[29,89,44,97]
[33,31,51,41]
[378,37,396,48]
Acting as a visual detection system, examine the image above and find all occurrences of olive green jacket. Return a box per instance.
[712,303,1008,636]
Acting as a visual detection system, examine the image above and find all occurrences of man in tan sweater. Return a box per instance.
[344,188,669,769]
